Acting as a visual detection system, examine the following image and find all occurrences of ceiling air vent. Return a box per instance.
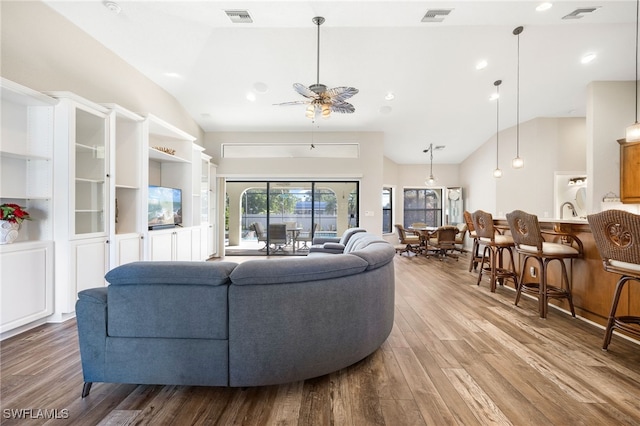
[421,9,453,23]
[562,7,600,20]
[225,10,253,24]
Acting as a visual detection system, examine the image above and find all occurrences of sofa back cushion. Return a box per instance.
[105,261,237,340]
[230,254,368,286]
[339,227,367,245]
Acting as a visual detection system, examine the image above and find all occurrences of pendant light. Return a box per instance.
[424,144,437,186]
[512,26,525,169]
[493,80,503,178]
[626,0,640,142]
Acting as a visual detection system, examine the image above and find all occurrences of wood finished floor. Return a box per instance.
[2,253,640,425]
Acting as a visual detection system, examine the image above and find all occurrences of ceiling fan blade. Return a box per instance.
[330,101,356,114]
[293,83,319,99]
[325,86,359,102]
[273,100,311,106]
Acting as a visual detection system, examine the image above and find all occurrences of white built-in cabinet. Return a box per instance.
[0,79,216,335]
[48,92,110,319]
[143,114,211,261]
[104,104,145,269]
[0,78,56,338]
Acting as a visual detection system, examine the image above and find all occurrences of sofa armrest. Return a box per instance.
[308,242,346,254]
[76,288,108,383]
[311,237,340,245]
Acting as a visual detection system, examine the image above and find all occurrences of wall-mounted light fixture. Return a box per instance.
[512,26,525,169]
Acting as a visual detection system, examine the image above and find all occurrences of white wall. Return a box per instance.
[460,117,586,219]
[587,81,636,213]
[204,131,385,236]
[0,1,203,141]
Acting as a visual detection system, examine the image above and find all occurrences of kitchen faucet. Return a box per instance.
[560,201,577,219]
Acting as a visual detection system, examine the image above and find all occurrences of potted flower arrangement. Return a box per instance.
[0,203,31,244]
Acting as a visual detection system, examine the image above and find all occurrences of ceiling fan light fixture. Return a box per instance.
[274,16,358,119]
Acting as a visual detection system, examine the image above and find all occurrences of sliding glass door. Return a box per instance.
[225,180,359,256]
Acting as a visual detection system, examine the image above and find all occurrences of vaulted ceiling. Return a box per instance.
[43,1,637,164]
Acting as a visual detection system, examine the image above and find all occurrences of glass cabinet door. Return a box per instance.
[74,108,107,235]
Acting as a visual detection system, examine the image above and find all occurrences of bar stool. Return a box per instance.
[506,210,582,319]
[471,210,518,292]
[463,211,482,272]
[587,209,640,350]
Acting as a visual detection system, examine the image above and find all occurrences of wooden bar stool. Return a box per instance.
[506,210,582,318]
[587,209,640,350]
[463,210,482,272]
[472,210,518,292]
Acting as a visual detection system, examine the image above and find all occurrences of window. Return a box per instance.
[382,187,392,233]
[403,188,442,227]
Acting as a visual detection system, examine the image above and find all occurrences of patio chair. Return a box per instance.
[297,223,318,250]
[268,223,288,252]
[251,222,268,250]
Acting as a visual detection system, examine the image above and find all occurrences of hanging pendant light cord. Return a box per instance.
[430,144,434,176]
[316,18,321,86]
[516,30,520,157]
[496,82,500,166]
[635,0,639,124]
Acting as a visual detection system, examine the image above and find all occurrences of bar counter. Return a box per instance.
[493,217,639,330]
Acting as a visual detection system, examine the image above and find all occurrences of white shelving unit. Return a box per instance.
[1,81,215,334]
[0,78,57,338]
[103,104,145,269]
[49,91,110,319]
[143,114,209,261]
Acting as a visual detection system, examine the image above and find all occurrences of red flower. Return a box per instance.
[0,204,31,224]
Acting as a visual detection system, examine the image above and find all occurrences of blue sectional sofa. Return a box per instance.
[76,231,395,397]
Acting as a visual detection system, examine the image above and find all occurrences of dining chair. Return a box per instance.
[424,225,459,260]
[587,209,640,349]
[394,224,421,256]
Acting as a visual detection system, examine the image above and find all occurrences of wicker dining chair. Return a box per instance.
[394,224,421,256]
[507,210,582,318]
[587,209,640,350]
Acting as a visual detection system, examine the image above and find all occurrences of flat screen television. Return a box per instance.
[148,185,182,230]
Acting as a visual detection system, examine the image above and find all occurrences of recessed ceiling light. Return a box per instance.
[384,92,395,101]
[581,52,597,64]
[475,60,488,70]
[536,3,553,12]
[246,92,256,102]
[103,1,122,15]
[253,82,268,94]
[164,72,183,79]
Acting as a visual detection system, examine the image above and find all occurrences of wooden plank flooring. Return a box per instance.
[2,253,640,425]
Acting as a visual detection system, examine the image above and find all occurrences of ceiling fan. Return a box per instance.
[275,16,359,119]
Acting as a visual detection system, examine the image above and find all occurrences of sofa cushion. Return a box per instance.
[105,261,237,286]
[348,242,396,270]
[230,254,368,286]
[105,261,237,340]
[339,227,367,245]
[344,233,387,253]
